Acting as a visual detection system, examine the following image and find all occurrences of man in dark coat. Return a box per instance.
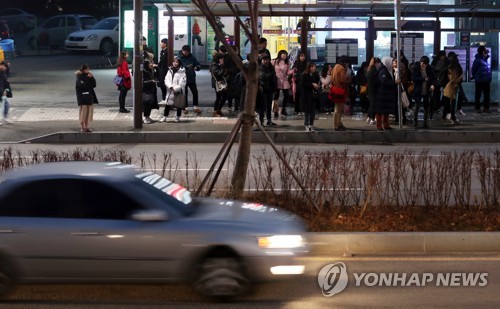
[412,56,435,129]
[178,45,202,114]
[257,55,277,126]
[157,38,168,104]
[471,46,491,113]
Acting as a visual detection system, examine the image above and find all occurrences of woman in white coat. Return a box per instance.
[160,57,187,123]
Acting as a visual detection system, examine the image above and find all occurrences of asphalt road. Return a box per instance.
[2,255,499,308]
[8,53,217,110]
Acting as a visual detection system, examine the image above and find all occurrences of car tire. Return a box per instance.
[100,38,114,55]
[193,253,249,300]
[0,256,16,297]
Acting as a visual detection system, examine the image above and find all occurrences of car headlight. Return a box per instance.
[85,34,99,41]
[258,235,305,249]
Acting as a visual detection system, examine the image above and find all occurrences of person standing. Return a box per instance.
[142,60,159,124]
[211,55,227,117]
[442,63,463,124]
[75,64,98,132]
[412,56,435,129]
[330,55,352,131]
[178,45,202,115]
[319,63,332,114]
[373,57,397,132]
[292,51,307,115]
[471,46,491,113]
[300,62,320,132]
[355,61,369,114]
[258,37,271,63]
[0,61,12,124]
[257,55,277,126]
[272,50,294,118]
[157,38,169,105]
[430,50,449,118]
[116,50,131,113]
[142,36,155,63]
[366,57,382,126]
[162,57,187,123]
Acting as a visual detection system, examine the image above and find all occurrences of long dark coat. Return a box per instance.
[300,71,319,113]
[373,66,395,115]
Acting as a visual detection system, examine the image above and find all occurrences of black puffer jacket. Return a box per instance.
[75,71,98,106]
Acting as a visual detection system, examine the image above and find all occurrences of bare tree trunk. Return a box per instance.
[192,0,260,198]
[230,63,258,197]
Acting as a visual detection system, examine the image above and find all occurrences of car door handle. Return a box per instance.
[71,232,101,236]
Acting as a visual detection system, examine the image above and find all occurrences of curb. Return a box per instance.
[308,232,500,256]
[20,130,500,144]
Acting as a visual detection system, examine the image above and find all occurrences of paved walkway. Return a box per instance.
[1,105,500,144]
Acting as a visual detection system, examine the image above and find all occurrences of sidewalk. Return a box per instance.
[1,105,500,144]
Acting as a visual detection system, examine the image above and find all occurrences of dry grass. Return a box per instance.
[0,147,499,232]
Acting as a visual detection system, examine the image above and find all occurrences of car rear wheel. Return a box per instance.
[194,254,249,300]
[0,257,15,296]
[100,38,114,55]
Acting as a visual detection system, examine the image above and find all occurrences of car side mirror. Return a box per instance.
[131,209,169,222]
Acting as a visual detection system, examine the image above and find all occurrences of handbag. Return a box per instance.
[215,76,228,93]
[143,93,155,105]
[113,75,123,86]
[173,91,186,109]
[400,85,410,108]
[359,85,368,95]
[328,86,346,104]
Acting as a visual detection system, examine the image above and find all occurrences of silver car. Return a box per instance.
[0,162,307,299]
[27,14,97,49]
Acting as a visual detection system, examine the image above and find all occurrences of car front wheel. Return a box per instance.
[100,38,114,55]
[194,255,249,300]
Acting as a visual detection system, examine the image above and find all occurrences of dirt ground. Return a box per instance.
[246,194,500,232]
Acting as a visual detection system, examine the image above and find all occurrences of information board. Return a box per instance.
[325,38,358,65]
[390,32,424,64]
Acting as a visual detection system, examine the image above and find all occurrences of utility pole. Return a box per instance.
[394,0,402,128]
[133,0,143,129]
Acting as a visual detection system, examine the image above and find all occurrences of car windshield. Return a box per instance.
[81,17,97,30]
[135,171,192,205]
[92,18,118,30]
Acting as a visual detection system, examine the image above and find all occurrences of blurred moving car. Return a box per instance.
[0,8,35,31]
[0,162,307,300]
[27,14,97,49]
[65,16,118,54]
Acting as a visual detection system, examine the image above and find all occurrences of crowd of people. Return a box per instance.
[73,38,492,132]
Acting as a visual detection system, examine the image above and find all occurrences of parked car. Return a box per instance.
[0,21,11,40]
[27,14,97,49]
[0,8,35,31]
[65,16,118,54]
[0,162,307,300]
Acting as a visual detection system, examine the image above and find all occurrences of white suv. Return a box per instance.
[65,16,119,55]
